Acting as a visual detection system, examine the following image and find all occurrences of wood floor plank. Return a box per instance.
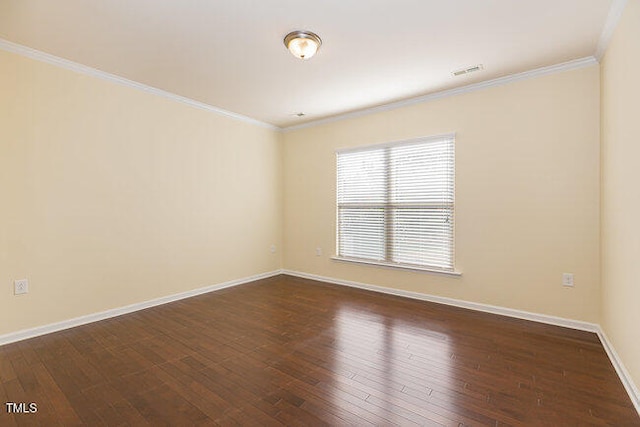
[0,348,18,383]
[0,274,638,426]
[30,363,84,425]
[2,379,40,427]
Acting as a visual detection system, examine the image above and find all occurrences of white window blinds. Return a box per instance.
[336,134,455,271]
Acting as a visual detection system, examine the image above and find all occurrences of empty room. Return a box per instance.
[1,0,639,425]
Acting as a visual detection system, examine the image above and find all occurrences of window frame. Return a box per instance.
[333,133,460,276]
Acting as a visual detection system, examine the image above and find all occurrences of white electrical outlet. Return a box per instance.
[270,244,276,254]
[316,247,322,256]
[562,273,574,287]
[14,279,29,295]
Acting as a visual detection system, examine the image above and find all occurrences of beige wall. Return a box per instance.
[0,50,282,335]
[2,12,637,398]
[283,66,601,322]
[0,34,610,341]
[601,0,640,395]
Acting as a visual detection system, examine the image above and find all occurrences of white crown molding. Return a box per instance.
[0,38,279,131]
[282,269,598,332]
[0,37,601,135]
[597,328,640,414]
[283,56,598,132]
[595,0,628,61]
[0,269,283,347]
[282,269,639,415]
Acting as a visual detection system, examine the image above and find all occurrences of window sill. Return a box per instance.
[330,256,462,277]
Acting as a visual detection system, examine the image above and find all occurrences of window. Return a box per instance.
[336,134,455,272]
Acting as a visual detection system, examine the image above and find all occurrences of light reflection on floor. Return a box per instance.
[328,304,454,423]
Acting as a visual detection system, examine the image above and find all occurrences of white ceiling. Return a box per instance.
[0,0,615,128]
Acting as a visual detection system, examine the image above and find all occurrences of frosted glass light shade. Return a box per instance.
[284,31,322,60]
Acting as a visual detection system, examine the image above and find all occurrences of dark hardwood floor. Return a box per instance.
[0,275,638,426]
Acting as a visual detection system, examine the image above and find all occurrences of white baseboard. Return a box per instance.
[597,328,640,414]
[282,269,599,332]
[283,269,639,415]
[0,269,283,347]
[2,267,637,416]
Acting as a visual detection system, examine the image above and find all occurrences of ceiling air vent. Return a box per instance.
[453,64,484,77]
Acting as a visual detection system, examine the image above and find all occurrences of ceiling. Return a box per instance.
[0,0,615,128]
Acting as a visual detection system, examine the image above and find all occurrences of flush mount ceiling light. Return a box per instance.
[284,30,322,60]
